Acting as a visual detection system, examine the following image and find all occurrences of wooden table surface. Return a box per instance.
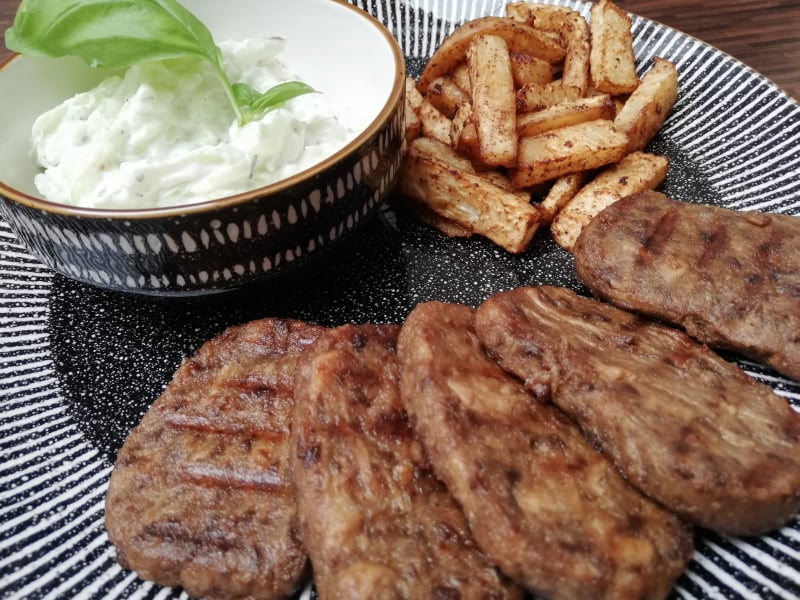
[1,0,798,100]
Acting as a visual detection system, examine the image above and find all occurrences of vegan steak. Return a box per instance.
[290,324,520,600]
[573,190,800,380]
[475,286,800,536]
[105,318,324,600]
[398,301,693,600]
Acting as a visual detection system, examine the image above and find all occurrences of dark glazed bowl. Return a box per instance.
[0,0,405,296]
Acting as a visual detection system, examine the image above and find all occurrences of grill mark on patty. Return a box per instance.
[697,225,730,269]
[639,207,678,264]
[179,461,291,493]
[142,519,247,553]
[163,413,288,440]
[162,406,294,493]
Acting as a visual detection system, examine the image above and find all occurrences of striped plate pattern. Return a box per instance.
[2,1,799,598]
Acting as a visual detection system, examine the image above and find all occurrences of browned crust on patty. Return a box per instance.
[398,301,693,600]
[291,323,521,600]
[105,318,323,600]
[475,286,800,535]
[573,190,800,380]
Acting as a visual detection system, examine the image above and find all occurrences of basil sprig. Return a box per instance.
[4,0,315,125]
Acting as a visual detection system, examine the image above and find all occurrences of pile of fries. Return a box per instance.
[400,0,678,253]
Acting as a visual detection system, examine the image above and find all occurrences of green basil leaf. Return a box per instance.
[231,82,261,108]
[4,0,316,126]
[4,0,245,122]
[5,0,219,69]
[233,81,317,123]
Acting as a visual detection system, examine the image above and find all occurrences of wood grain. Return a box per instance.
[616,0,800,100]
[0,0,797,100]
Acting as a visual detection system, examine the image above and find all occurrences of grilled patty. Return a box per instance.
[475,286,800,535]
[105,318,323,600]
[398,301,693,600]
[573,190,800,380]
[291,324,520,600]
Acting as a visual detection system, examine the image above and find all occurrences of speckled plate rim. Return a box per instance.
[1,1,799,599]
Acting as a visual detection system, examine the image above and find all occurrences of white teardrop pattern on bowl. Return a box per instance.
[1,1,799,598]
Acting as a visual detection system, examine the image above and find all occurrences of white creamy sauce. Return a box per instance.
[31,38,355,209]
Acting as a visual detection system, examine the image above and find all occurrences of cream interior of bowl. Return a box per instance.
[0,0,400,199]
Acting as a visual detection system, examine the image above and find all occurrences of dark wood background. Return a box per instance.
[1,0,798,100]
[617,0,799,100]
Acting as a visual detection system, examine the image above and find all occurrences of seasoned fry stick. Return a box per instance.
[511,119,629,188]
[560,17,592,95]
[505,2,577,30]
[418,102,453,145]
[590,0,639,95]
[403,137,475,238]
[406,76,453,145]
[418,16,566,93]
[411,135,476,172]
[615,57,679,152]
[404,89,422,142]
[538,172,587,224]
[509,51,554,87]
[400,145,541,254]
[459,122,497,171]
[450,101,472,148]
[506,3,591,94]
[453,117,489,170]
[516,94,615,137]
[551,151,669,249]
[413,135,526,197]
[406,76,423,108]
[516,81,582,112]
[450,62,472,94]
[468,34,518,168]
[451,103,491,171]
[426,76,471,119]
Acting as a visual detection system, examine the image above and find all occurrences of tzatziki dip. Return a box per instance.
[30,38,355,210]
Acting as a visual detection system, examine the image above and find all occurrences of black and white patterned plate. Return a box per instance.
[2,1,799,598]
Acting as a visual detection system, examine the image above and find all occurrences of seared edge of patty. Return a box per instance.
[398,301,693,600]
[291,323,521,600]
[573,190,800,380]
[105,318,323,600]
[475,286,800,535]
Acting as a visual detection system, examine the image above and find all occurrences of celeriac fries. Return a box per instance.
[615,57,679,152]
[401,139,541,254]
[551,151,670,249]
[511,119,628,188]
[590,0,640,95]
[400,0,679,254]
[516,94,616,137]
[468,34,518,168]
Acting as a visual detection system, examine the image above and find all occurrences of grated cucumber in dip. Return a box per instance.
[30,38,354,210]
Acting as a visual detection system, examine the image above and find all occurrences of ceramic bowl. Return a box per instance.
[0,0,405,296]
